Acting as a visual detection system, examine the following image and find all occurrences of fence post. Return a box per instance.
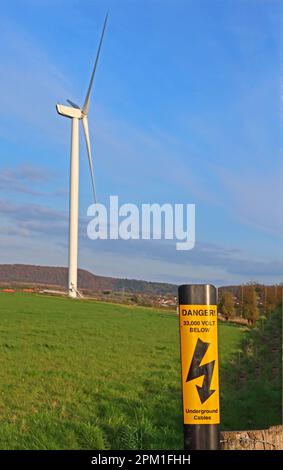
[178,284,220,450]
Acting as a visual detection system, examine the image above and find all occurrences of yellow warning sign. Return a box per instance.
[179,304,220,425]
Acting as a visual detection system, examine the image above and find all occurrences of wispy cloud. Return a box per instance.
[82,236,283,281]
[0,199,67,238]
[0,198,281,285]
[216,165,283,238]
[7,165,53,182]
[0,19,73,146]
[0,165,55,196]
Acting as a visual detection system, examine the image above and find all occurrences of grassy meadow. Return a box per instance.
[0,293,279,449]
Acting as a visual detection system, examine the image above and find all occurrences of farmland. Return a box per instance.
[0,293,280,449]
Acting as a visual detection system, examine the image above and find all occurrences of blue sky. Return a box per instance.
[0,0,282,285]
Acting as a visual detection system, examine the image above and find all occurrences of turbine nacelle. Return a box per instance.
[56,104,82,119]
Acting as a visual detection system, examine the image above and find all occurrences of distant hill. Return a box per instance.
[0,264,177,296]
[0,264,280,300]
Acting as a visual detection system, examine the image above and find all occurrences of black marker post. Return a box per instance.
[178,284,220,450]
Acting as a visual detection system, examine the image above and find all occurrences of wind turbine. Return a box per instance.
[56,14,108,298]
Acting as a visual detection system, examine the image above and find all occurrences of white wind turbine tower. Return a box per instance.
[56,14,108,298]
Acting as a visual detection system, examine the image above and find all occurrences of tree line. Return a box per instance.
[219,284,282,325]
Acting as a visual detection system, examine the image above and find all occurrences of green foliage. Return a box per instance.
[221,306,282,430]
[243,286,259,324]
[220,291,235,319]
[265,286,278,318]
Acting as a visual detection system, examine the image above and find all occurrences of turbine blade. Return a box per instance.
[67,99,80,109]
[82,13,108,116]
[82,116,97,203]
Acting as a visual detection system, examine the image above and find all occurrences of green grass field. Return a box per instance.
[0,293,277,449]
